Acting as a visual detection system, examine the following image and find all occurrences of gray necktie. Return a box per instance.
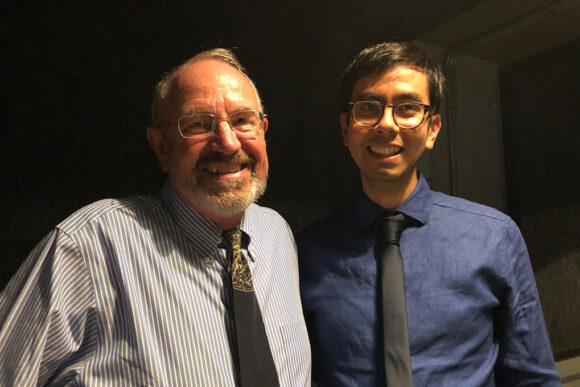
[376,212,413,386]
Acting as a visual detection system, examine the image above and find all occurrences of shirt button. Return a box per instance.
[203,256,211,264]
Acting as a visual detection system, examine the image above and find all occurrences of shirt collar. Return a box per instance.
[238,204,259,256]
[161,181,223,259]
[353,172,433,229]
[238,205,256,242]
[160,181,259,258]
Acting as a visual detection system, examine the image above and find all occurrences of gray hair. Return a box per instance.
[151,48,263,124]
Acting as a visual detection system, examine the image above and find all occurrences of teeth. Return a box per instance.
[369,146,401,157]
[205,165,242,174]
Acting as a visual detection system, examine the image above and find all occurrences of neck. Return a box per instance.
[170,182,244,230]
[190,202,244,230]
[205,212,243,231]
[362,170,419,210]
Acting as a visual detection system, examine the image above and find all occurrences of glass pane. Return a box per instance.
[394,104,423,128]
[179,114,213,137]
[230,111,260,133]
[354,101,382,123]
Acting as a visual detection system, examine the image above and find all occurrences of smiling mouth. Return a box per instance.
[196,150,255,175]
[368,145,402,157]
[203,164,248,174]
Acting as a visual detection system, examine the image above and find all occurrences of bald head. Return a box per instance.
[152,48,263,125]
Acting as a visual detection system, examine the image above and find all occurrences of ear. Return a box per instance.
[146,126,170,172]
[425,114,441,150]
[262,117,269,134]
[340,112,349,147]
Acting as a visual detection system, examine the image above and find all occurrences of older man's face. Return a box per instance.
[147,59,268,226]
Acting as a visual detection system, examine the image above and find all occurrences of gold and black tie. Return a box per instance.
[222,227,280,387]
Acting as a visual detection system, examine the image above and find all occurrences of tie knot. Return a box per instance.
[223,227,242,250]
[376,212,407,245]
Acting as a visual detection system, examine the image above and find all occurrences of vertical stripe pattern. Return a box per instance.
[0,182,311,386]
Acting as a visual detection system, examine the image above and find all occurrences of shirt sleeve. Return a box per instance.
[494,219,561,386]
[0,228,97,386]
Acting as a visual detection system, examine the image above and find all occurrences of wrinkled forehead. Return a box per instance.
[171,59,261,108]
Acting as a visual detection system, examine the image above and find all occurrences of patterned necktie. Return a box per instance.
[222,228,280,387]
[376,212,413,386]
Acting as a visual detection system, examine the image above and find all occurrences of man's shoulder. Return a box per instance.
[57,194,163,235]
[431,191,511,224]
[245,203,293,232]
[246,203,287,223]
[296,206,354,248]
[247,202,284,218]
[243,204,297,251]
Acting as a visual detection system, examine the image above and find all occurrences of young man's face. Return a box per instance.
[340,65,441,192]
[147,59,269,226]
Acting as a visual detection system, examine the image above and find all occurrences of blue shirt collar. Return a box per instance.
[353,172,433,229]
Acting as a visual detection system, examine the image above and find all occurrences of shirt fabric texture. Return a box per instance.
[298,173,559,386]
[0,182,311,386]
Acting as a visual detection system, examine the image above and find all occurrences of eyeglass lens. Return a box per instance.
[353,101,426,129]
[178,110,262,138]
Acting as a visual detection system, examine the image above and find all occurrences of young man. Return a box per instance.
[298,42,559,386]
[0,48,311,386]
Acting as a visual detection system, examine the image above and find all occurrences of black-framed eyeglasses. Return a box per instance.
[348,100,431,130]
[155,109,267,139]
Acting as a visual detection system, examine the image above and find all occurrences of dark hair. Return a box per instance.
[339,42,445,115]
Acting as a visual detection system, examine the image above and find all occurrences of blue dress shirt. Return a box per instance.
[0,182,311,386]
[298,174,559,386]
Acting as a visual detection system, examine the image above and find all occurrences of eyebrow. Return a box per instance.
[181,107,257,116]
[182,109,211,115]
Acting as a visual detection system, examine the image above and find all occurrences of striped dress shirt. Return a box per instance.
[0,182,311,386]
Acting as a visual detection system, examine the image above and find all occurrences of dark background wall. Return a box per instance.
[501,41,580,360]
[1,0,579,361]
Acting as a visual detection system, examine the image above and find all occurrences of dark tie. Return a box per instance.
[376,212,413,386]
[222,228,280,387]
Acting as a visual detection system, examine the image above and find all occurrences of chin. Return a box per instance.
[194,176,267,218]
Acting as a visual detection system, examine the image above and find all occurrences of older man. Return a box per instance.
[0,48,311,386]
[298,42,559,386]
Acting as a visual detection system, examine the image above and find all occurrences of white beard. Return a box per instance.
[190,174,267,217]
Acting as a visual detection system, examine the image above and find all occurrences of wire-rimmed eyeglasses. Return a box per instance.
[155,109,266,139]
[349,100,431,130]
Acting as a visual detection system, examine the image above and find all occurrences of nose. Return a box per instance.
[211,119,242,154]
[376,106,399,134]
